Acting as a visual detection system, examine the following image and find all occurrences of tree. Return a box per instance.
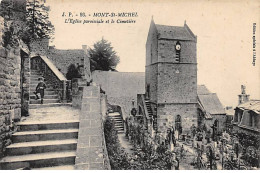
[0,0,54,48]
[24,0,54,44]
[88,38,120,72]
[66,64,81,80]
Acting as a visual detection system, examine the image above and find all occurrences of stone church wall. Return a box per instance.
[157,63,197,103]
[157,103,198,133]
[157,39,197,104]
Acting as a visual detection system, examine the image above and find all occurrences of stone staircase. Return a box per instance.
[29,70,60,107]
[0,118,79,170]
[144,100,153,119]
[145,100,157,131]
[108,112,124,134]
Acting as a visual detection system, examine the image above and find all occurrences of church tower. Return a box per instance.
[145,19,197,133]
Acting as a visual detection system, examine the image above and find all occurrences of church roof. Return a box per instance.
[198,93,226,115]
[197,85,211,95]
[155,24,196,41]
[197,85,225,115]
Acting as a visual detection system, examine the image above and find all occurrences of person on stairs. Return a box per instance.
[34,77,46,104]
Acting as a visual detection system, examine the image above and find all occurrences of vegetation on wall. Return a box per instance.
[0,0,54,48]
[236,132,260,167]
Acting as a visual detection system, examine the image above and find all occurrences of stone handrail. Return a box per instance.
[110,105,125,131]
[139,94,150,120]
[30,55,68,102]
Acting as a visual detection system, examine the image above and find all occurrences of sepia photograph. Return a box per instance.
[0,0,259,170]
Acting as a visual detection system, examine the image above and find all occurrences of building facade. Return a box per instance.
[145,19,197,133]
[197,85,226,133]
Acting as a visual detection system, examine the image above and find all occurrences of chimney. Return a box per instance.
[238,85,250,105]
[82,45,87,54]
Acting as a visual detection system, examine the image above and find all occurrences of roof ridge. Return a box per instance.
[155,24,184,28]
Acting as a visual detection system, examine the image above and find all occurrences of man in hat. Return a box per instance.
[34,77,46,104]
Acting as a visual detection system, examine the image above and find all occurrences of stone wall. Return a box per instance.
[145,64,158,104]
[157,103,198,133]
[157,39,197,104]
[0,1,29,157]
[75,86,110,170]
[92,71,145,119]
[146,20,158,66]
[0,21,25,156]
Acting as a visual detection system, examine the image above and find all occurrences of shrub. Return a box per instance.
[66,64,81,80]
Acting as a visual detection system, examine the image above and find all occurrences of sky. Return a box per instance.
[46,0,259,108]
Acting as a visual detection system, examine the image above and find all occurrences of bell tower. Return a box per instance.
[145,19,198,133]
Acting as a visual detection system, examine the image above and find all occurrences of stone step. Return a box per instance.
[12,129,78,143]
[30,87,55,92]
[108,116,121,119]
[30,82,53,86]
[114,126,124,129]
[113,120,123,123]
[115,127,124,130]
[30,76,43,79]
[18,120,79,131]
[30,99,60,104]
[114,121,123,124]
[30,74,42,77]
[30,95,58,99]
[30,83,53,87]
[114,124,124,127]
[30,90,56,95]
[29,103,72,109]
[0,151,76,170]
[114,125,124,128]
[6,139,77,156]
[110,117,122,121]
[108,112,121,116]
[30,86,54,90]
[34,165,75,170]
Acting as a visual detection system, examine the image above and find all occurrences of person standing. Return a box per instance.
[34,77,46,104]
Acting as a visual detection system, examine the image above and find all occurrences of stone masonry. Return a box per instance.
[145,20,198,133]
[75,85,109,169]
[0,18,25,157]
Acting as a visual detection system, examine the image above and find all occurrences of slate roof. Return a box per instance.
[197,85,211,95]
[47,49,85,59]
[197,85,225,115]
[155,24,196,41]
[237,100,260,114]
[198,93,225,115]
